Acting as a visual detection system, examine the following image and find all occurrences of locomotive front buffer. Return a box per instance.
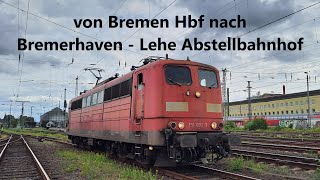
[154,128,241,167]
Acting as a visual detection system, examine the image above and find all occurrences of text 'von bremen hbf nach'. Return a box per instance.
[17,15,303,51]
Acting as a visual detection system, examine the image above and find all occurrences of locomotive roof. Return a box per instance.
[70,58,218,102]
[71,72,133,102]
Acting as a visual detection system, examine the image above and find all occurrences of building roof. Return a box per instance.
[40,107,68,120]
[229,89,320,106]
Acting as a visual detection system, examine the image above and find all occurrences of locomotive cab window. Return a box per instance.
[97,91,104,104]
[82,97,87,108]
[103,78,132,102]
[104,88,112,101]
[86,96,91,107]
[165,66,192,86]
[91,93,98,105]
[198,69,218,88]
[71,99,82,110]
[138,73,143,85]
[112,84,121,99]
[120,79,132,96]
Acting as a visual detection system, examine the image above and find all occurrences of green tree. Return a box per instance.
[3,115,18,128]
[244,118,268,130]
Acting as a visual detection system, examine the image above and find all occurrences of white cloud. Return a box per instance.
[0,0,319,120]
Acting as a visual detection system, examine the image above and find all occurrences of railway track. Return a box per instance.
[4,132,318,179]
[0,134,50,180]
[0,135,12,158]
[159,164,260,180]
[231,133,320,153]
[26,136,260,179]
[237,141,320,153]
[232,149,320,170]
[240,135,320,147]
[232,131,320,139]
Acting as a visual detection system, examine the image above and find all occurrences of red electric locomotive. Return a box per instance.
[67,57,239,166]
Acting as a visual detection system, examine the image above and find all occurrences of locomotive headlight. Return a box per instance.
[195,91,201,98]
[211,122,217,129]
[178,122,185,129]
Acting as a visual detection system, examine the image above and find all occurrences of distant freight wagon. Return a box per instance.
[227,114,320,128]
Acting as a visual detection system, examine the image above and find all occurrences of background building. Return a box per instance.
[229,89,320,117]
[40,107,68,128]
[227,89,320,128]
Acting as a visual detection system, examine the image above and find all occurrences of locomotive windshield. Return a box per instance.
[198,69,218,88]
[165,66,192,86]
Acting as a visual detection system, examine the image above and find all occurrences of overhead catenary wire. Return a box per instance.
[190,1,320,58]
[94,0,128,36]
[172,0,243,41]
[14,0,31,117]
[0,0,105,42]
[202,21,320,73]
[226,53,320,95]
[239,1,320,38]
[230,50,320,78]
[103,0,246,79]
[227,40,319,70]
[222,45,320,87]
[95,0,177,64]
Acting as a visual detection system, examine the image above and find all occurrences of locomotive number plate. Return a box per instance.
[188,122,208,128]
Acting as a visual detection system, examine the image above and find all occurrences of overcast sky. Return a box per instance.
[0,0,319,121]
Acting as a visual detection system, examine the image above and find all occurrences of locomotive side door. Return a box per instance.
[132,70,145,136]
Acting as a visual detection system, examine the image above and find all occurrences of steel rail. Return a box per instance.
[232,149,320,170]
[239,141,320,153]
[241,139,320,148]
[241,137,320,144]
[232,130,320,136]
[232,131,320,139]
[159,165,261,180]
[233,149,319,163]
[18,134,74,145]
[156,168,199,180]
[192,164,261,180]
[21,136,51,180]
[240,135,320,143]
[0,135,12,160]
[40,137,75,146]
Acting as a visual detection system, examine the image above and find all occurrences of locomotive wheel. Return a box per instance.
[134,148,156,167]
[78,139,85,149]
[71,136,81,148]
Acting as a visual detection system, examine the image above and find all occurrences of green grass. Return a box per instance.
[313,168,320,180]
[227,157,245,172]
[245,160,269,172]
[0,134,8,139]
[265,127,320,133]
[2,128,68,141]
[56,150,156,180]
[228,157,290,175]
